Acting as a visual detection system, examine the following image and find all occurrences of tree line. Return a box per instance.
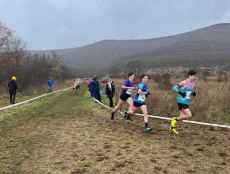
[0,21,74,90]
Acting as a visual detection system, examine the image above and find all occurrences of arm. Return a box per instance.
[172,82,186,97]
[137,89,148,95]
[178,80,187,87]
[121,85,135,90]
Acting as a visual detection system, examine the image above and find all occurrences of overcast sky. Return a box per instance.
[0,0,230,50]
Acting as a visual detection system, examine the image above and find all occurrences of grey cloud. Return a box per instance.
[0,0,230,50]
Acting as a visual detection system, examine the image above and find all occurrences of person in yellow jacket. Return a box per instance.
[8,76,18,104]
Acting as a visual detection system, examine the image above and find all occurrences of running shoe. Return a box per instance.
[144,127,153,133]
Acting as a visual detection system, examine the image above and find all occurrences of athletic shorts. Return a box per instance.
[133,101,145,108]
[177,103,189,110]
[120,92,131,102]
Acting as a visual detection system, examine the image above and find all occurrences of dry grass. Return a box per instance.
[0,80,71,107]
[0,86,230,174]
[112,78,230,124]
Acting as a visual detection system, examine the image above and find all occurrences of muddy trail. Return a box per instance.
[0,89,230,174]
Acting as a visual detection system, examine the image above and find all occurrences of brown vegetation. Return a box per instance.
[0,21,73,91]
[112,73,230,124]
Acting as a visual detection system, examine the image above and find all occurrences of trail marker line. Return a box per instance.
[92,98,230,129]
[0,87,71,112]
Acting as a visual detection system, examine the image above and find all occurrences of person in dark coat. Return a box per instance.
[8,76,18,104]
[87,79,94,97]
[105,79,115,107]
[91,76,101,102]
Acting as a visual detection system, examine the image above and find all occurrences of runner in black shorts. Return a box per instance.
[126,75,152,133]
[171,70,198,134]
[177,103,189,110]
[111,72,136,120]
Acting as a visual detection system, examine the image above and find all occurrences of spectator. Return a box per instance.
[8,76,18,104]
[73,78,81,94]
[87,79,94,97]
[91,76,101,102]
[105,79,115,107]
[47,78,54,92]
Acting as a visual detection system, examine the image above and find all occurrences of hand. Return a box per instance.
[179,91,186,98]
[146,91,150,97]
[192,91,196,97]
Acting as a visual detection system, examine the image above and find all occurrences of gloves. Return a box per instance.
[178,91,186,98]
[192,91,196,97]
[146,91,150,97]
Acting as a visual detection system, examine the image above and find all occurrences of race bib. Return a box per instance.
[126,89,133,95]
[185,91,192,99]
[138,94,146,102]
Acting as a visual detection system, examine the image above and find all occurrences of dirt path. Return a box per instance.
[0,89,229,174]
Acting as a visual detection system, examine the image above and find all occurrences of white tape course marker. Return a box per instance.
[92,98,230,129]
[0,87,71,112]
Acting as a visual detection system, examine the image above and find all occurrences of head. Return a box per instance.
[128,72,135,81]
[187,70,197,81]
[141,74,149,84]
[11,76,16,81]
[92,76,98,81]
[108,78,112,83]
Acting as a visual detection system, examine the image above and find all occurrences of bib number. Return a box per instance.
[185,91,192,99]
[138,94,146,102]
[126,89,133,95]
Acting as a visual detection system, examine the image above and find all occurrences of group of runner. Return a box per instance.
[7,70,197,135]
[111,70,198,134]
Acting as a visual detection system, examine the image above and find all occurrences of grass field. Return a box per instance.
[0,86,230,174]
[0,81,71,108]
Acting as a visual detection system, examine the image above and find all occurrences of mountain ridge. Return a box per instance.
[36,23,230,72]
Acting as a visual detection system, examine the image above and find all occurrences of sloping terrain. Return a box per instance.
[42,23,230,72]
[0,87,230,174]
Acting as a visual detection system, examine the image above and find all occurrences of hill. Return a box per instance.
[49,23,230,73]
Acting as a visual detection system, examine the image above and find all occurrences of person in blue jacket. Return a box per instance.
[87,79,94,97]
[47,79,54,92]
[91,76,101,102]
[125,74,152,133]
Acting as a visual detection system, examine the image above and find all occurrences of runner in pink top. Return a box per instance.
[171,70,198,134]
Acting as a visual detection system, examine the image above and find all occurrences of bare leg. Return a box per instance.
[177,109,192,121]
[112,99,124,113]
[140,105,150,128]
[111,99,125,120]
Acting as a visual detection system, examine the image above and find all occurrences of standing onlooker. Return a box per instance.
[91,76,101,102]
[105,79,115,107]
[73,78,81,94]
[87,79,94,97]
[47,78,54,92]
[8,76,18,104]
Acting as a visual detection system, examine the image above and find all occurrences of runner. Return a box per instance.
[125,75,152,133]
[111,72,136,120]
[171,70,198,134]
